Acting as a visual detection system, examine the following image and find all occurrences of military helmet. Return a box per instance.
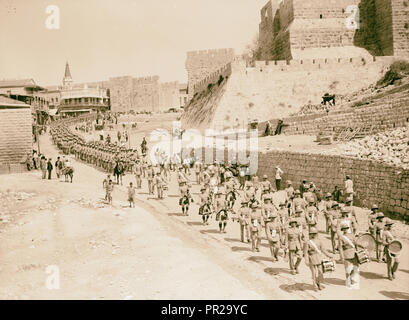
[309,227,318,234]
[376,212,385,219]
[341,207,349,214]
[384,218,394,226]
[289,218,298,225]
[340,222,350,230]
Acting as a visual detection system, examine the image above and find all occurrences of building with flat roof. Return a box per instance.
[0,96,33,173]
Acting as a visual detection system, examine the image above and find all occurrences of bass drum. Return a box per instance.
[388,240,403,256]
[356,233,376,252]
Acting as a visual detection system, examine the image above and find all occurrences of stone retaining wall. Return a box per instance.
[257,150,409,220]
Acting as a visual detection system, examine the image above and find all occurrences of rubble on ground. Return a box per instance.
[69,197,107,209]
[332,126,409,169]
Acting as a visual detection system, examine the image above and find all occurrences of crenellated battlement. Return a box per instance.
[186,48,234,58]
[252,55,395,72]
[185,48,235,100]
[191,63,232,96]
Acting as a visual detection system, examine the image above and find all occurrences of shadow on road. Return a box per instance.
[324,277,345,286]
[248,256,273,263]
[200,229,221,235]
[224,237,242,243]
[379,290,409,300]
[360,271,385,280]
[280,282,315,293]
[398,269,409,275]
[264,267,292,276]
[186,221,203,226]
[231,246,252,252]
[168,212,185,217]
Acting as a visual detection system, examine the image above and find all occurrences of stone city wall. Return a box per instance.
[186,48,235,100]
[279,93,409,136]
[0,108,33,174]
[191,63,232,97]
[257,150,409,219]
[191,140,409,219]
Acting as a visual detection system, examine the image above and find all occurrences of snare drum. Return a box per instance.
[321,259,336,273]
[356,248,370,264]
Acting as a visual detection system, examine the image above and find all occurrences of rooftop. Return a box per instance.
[0,95,31,108]
[0,78,38,88]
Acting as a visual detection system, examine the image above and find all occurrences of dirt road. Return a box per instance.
[0,134,408,300]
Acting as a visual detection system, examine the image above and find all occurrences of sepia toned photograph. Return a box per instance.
[0,0,408,305]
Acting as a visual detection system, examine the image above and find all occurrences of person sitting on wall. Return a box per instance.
[264,121,272,136]
[275,119,284,135]
[322,93,335,106]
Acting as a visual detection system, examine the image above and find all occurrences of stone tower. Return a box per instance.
[258,0,409,60]
[62,61,73,88]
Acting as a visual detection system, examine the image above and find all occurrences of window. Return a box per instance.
[320,14,323,19]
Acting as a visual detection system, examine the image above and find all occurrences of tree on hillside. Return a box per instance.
[242,33,262,66]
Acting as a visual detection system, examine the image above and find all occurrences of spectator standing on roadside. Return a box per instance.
[275,166,283,191]
[47,158,53,180]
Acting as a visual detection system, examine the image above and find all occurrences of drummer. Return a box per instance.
[368,204,379,237]
[375,212,386,262]
[382,218,400,281]
[338,222,360,289]
[322,193,333,234]
[303,227,334,291]
[337,207,357,236]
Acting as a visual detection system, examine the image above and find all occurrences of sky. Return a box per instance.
[0,0,267,86]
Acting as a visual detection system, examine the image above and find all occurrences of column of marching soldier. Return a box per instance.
[49,118,403,292]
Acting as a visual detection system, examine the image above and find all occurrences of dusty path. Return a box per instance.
[0,133,408,300]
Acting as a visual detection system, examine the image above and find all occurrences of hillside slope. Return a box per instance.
[207,57,393,130]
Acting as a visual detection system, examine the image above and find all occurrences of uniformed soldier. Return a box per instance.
[265,213,281,261]
[214,191,227,232]
[134,160,143,188]
[106,180,114,205]
[194,161,202,184]
[382,218,400,280]
[344,196,358,231]
[127,182,136,208]
[239,201,251,243]
[305,197,319,231]
[199,187,212,223]
[304,227,334,291]
[146,164,155,195]
[154,172,165,199]
[375,212,386,262]
[292,190,307,215]
[337,207,357,236]
[285,180,294,202]
[368,204,379,237]
[329,202,341,252]
[244,182,255,203]
[338,222,360,289]
[286,218,303,274]
[322,193,333,234]
[260,175,272,194]
[249,203,263,252]
[180,188,193,216]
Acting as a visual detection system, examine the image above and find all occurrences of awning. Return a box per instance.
[48,109,58,116]
[59,109,92,113]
